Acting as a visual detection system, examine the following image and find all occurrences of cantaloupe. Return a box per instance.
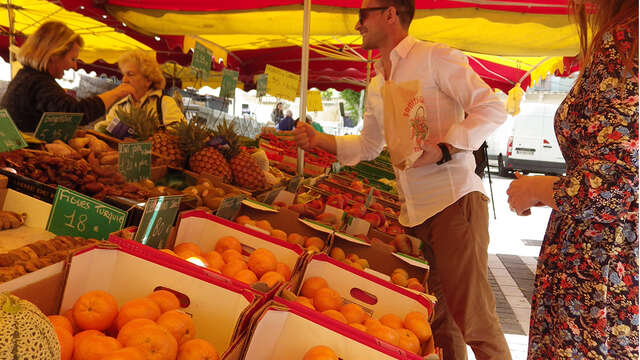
[1,293,61,359]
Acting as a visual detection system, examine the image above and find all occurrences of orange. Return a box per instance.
[247,248,277,277]
[214,236,242,253]
[404,311,427,323]
[74,334,122,360]
[390,272,409,287]
[117,318,157,345]
[221,259,248,277]
[53,325,73,360]
[350,323,367,331]
[313,287,343,312]
[159,249,178,257]
[99,347,145,360]
[364,318,382,331]
[379,313,404,329]
[73,329,104,355]
[48,315,74,334]
[120,324,177,360]
[62,309,79,334]
[321,310,347,324]
[254,220,273,232]
[116,297,162,330]
[295,296,315,310]
[300,277,328,298]
[156,309,195,345]
[395,328,421,354]
[339,303,367,324]
[270,229,287,241]
[147,290,181,313]
[233,269,259,285]
[235,215,253,226]
[287,233,305,246]
[404,317,432,343]
[177,338,219,360]
[259,271,285,288]
[174,242,202,256]
[202,251,225,270]
[304,237,325,250]
[367,324,400,346]
[72,290,119,331]
[329,247,346,261]
[275,262,292,281]
[221,249,243,263]
[302,345,338,360]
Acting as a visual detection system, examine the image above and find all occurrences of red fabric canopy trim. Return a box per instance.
[102,0,569,15]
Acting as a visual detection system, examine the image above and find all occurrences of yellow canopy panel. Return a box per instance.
[466,53,566,86]
[2,0,152,64]
[160,62,243,90]
[107,4,579,57]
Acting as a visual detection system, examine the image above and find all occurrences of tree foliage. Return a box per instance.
[339,89,364,124]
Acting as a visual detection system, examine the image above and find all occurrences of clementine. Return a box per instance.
[221,259,248,277]
[295,296,315,310]
[62,309,79,334]
[313,287,343,312]
[233,269,258,285]
[379,313,404,329]
[174,242,202,256]
[304,237,325,250]
[367,324,400,346]
[148,290,181,313]
[116,297,162,330]
[73,329,104,355]
[302,345,338,360]
[74,334,122,360]
[235,215,253,226]
[72,290,119,331]
[404,311,427,323]
[287,233,305,246]
[214,236,242,253]
[404,317,431,343]
[120,324,178,360]
[321,310,347,324]
[157,310,195,345]
[177,338,219,360]
[117,318,157,345]
[202,251,225,270]
[247,248,277,277]
[53,325,73,360]
[300,277,328,298]
[270,229,287,241]
[339,303,367,324]
[395,328,421,354]
[254,220,273,232]
[48,315,74,334]
[99,347,145,360]
[259,271,285,288]
[275,262,292,281]
[349,323,367,332]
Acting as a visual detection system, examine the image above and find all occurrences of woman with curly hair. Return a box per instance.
[96,50,185,136]
[507,0,638,358]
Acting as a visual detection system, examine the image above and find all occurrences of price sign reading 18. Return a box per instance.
[46,186,127,240]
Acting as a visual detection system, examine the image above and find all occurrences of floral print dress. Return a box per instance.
[528,18,639,360]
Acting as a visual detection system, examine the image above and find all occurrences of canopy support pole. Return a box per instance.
[297,0,311,176]
[7,0,16,79]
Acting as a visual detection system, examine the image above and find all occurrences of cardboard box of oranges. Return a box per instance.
[57,243,262,357]
[224,301,437,360]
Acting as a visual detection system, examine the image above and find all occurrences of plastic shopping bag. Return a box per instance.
[381,80,429,170]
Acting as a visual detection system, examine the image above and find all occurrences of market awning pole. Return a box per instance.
[297,0,311,176]
[7,0,16,79]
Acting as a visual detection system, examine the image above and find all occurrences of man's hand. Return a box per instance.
[409,141,443,168]
[292,121,318,150]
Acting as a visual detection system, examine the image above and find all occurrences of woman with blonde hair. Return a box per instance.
[96,50,185,137]
[507,0,638,358]
[0,21,134,132]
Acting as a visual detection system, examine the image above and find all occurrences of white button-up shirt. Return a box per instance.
[335,35,507,227]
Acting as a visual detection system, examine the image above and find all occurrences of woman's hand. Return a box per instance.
[507,172,558,216]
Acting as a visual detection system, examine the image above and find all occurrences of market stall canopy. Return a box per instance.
[99,0,579,57]
[0,0,153,64]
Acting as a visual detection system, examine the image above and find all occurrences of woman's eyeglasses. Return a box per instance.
[358,6,390,24]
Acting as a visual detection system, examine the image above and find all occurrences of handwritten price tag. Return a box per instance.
[0,109,27,153]
[220,69,239,98]
[118,142,152,182]
[191,42,212,81]
[216,194,246,220]
[264,64,300,101]
[46,186,127,240]
[34,112,82,143]
[134,195,182,249]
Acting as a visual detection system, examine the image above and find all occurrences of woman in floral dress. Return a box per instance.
[506,0,638,358]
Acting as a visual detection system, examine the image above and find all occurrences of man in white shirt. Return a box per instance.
[293,1,511,359]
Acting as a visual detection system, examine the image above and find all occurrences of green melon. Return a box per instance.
[0,293,60,360]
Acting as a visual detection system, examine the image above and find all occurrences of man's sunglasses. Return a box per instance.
[358,6,391,24]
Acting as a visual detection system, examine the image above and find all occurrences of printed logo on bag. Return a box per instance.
[403,97,429,151]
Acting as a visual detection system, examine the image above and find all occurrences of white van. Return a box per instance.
[496,93,566,176]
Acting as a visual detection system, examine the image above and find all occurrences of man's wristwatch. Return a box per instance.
[436,143,453,165]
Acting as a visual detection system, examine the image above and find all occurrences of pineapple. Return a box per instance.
[174,117,232,182]
[115,105,185,168]
[216,120,266,190]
